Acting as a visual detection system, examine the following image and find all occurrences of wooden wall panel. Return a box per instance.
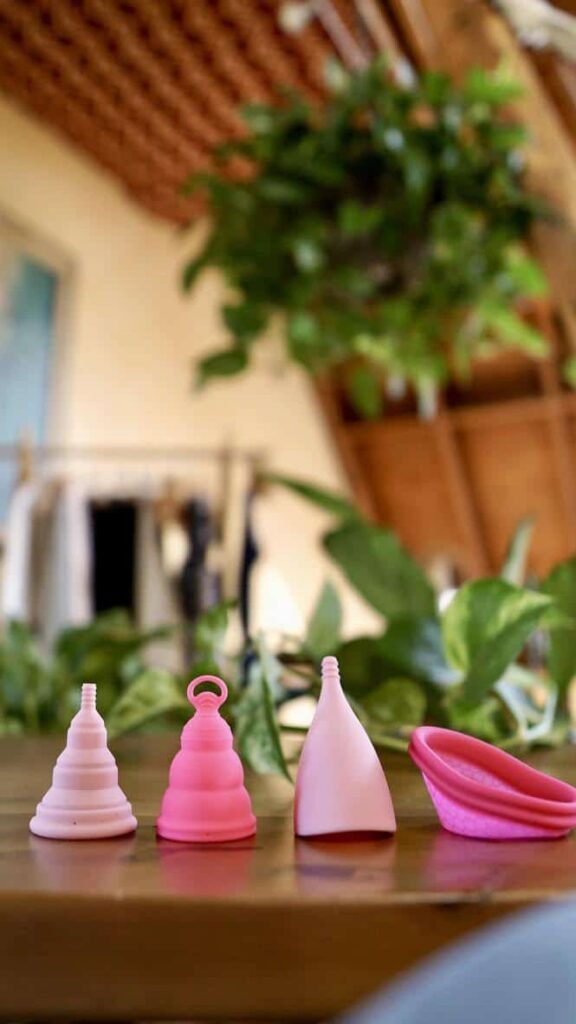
[445,351,542,408]
[458,418,569,577]
[349,421,471,571]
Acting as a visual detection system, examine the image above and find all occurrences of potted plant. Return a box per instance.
[181,59,552,418]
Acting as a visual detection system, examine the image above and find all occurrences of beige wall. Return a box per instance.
[0,94,376,635]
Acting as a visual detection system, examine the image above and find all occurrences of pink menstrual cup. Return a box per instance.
[410,725,576,840]
[294,656,396,838]
[156,674,256,843]
[29,683,137,840]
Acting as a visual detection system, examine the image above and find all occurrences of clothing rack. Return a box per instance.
[0,440,265,617]
[0,439,266,488]
[0,442,263,464]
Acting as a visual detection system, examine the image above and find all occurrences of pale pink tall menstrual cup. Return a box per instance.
[30,684,137,840]
[157,675,256,843]
[410,726,576,840]
[295,656,396,838]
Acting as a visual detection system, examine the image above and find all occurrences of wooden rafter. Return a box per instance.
[0,0,335,223]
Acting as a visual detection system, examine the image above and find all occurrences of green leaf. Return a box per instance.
[324,57,350,93]
[338,200,382,238]
[266,472,359,519]
[305,582,343,659]
[542,556,576,693]
[563,356,576,389]
[420,70,451,105]
[242,103,276,134]
[182,254,208,291]
[347,366,384,419]
[0,620,47,727]
[378,616,459,686]
[481,305,548,357]
[463,67,523,105]
[500,516,534,585]
[286,312,321,360]
[323,522,436,618]
[504,250,547,297]
[495,664,557,743]
[336,635,392,697]
[234,639,291,780]
[442,579,552,705]
[362,677,426,728]
[195,348,248,387]
[489,123,528,150]
[257,177,308,204]
[291,238,325,273]
[0,716,24,736]
[222,302,267,342]
[106,669,187,739]
[192,600,235,668]
[445,694,510,744]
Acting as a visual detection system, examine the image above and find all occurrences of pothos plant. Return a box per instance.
[181,59,551,417]
[3,475,576,780]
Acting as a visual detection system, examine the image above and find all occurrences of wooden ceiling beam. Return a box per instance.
[0,4,207,183]
[0,43,196,223]
[0,0,350,222]
[31,0,222,153]
[178,0,283,105]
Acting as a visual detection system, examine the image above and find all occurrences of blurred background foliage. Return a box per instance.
[3,474,576,779]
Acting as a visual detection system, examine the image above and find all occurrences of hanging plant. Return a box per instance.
[181,58,550,417]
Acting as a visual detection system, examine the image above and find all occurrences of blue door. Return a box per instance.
[0,254,58,519]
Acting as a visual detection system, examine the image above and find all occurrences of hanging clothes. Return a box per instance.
[238,489,260,640]
[0,454,254,660]
[178,498,220,623]
[220,455,252,601]
[33,479,93,647]
[135,500,183,672]
[0,480,38,621]
[90,499,137,614]
[218,454,257,650]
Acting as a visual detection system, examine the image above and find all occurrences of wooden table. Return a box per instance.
[1,736,576,1021]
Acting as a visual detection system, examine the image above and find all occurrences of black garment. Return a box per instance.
[90,500,136,614]
[239,490,259,639]
[178,499,220,623]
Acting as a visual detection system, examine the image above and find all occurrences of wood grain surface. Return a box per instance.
[1,736,575,1020]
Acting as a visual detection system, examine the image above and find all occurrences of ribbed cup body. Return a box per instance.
[157,684,256,843]
[30,684,137,840]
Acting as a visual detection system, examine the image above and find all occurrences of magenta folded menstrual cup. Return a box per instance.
[157,674,256,843]
[295,656,396,838]
[410,726,576,840]
[30,684,137,840]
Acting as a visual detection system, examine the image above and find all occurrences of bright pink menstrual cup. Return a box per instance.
[157,674,256,843]
[410,726,576,840]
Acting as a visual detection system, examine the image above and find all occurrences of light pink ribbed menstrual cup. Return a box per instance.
[295,656,396,838]
[157,675,256,843]
[29,684,137,840]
